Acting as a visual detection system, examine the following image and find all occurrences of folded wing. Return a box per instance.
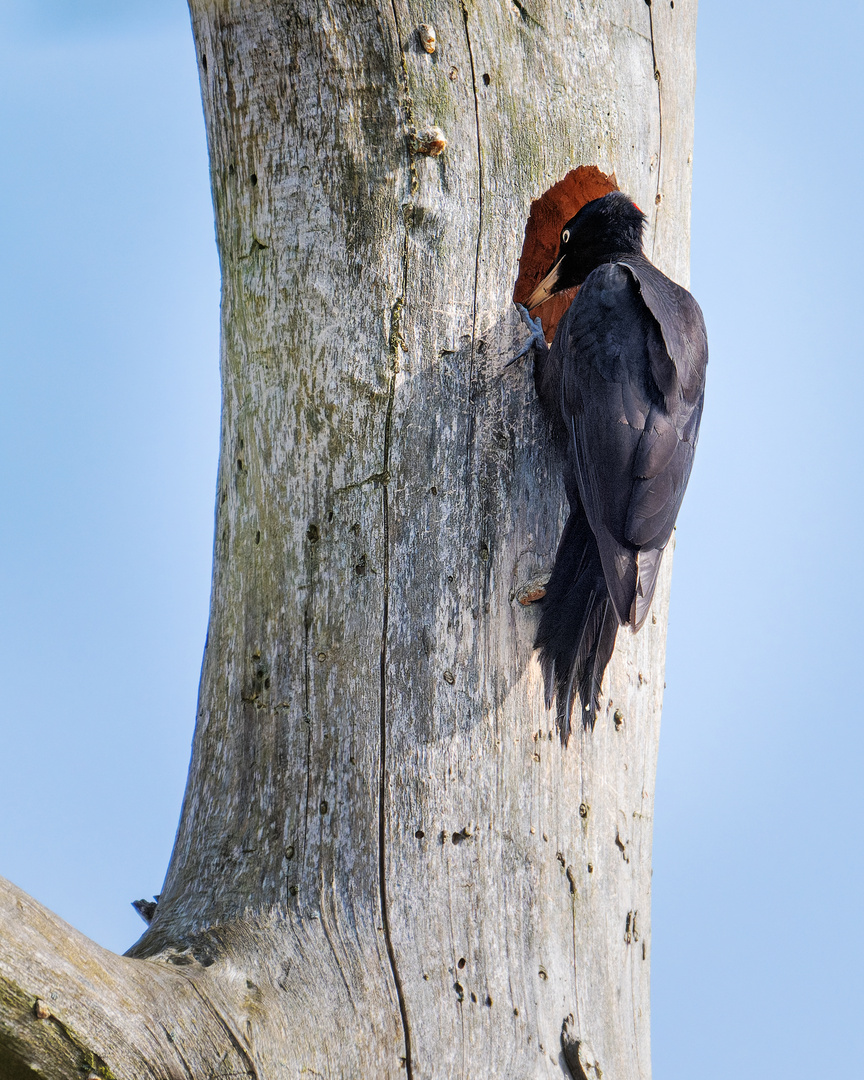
[558,259,707,629]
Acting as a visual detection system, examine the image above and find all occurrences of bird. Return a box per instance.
[131,895,160,924]
[515,191,707,741]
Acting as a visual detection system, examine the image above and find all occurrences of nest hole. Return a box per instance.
[512,165,619,343]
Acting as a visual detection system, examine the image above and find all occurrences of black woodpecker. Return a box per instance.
[516,191,707,740]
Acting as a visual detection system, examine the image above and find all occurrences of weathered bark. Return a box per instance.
[0,1,697,1076]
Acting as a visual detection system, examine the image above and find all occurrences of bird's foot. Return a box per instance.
[505,303,548,368]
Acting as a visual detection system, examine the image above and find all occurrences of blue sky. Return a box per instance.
[0,0,218,955]
[1,3,861,1078]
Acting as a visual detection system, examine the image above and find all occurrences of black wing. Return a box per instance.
[558,260,706,627]
[619,255,708,408]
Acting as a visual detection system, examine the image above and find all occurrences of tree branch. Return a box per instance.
[0,876,254,1078]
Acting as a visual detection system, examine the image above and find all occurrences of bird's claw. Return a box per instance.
[516,303,544,337]
[505,303,548,368]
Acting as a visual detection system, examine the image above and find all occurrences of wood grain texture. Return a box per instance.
[0,1,698,1075]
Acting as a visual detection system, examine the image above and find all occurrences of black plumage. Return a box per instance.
[519,192,707,740]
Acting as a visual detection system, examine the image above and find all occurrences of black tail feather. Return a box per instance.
[535,509,619,742]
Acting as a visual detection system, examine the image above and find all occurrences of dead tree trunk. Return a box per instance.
[0,1,697,1076]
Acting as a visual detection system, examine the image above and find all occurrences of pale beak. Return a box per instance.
[523,258,564,310]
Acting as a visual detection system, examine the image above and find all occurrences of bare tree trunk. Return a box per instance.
[0,1,697,1076]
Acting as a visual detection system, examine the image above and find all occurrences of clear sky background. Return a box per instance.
[1,2,861,1078]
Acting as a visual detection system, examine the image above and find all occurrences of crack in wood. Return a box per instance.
[645,0,663,258]
[182,975,260,1080]
[333,469,391,495]
[379,10,415,1077]
[42,1012,112,1078]
[160,1021,196,1080]
[301,604,312,864]
[459,0,484,456]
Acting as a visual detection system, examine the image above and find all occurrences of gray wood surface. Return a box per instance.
[0,1,698,1075]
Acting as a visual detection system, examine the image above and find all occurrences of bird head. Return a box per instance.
[523,192,646,310]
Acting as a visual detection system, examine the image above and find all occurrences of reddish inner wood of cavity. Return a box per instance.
[512,165,619,342]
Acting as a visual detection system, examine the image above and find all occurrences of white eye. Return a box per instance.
[561,229,570,244]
